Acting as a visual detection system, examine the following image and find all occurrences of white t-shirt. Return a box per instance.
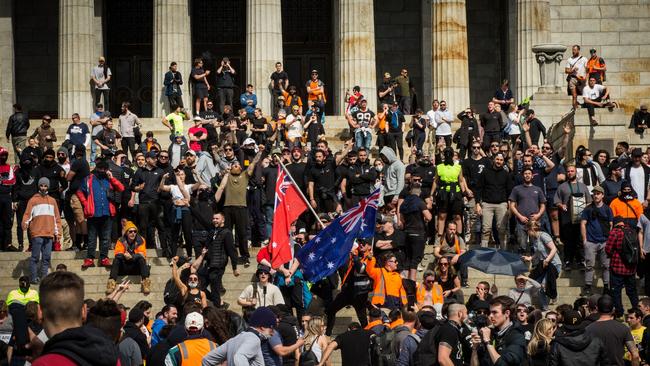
[566,56,587,79]
[426,109,438,128]
[434,109,454,136]
[239,282,285,308]
[582,84,605,100]
[507,111,520,135]
[91,65,112,90]
[170,184,192,202]
[630,165,646,202]
[286,114,304,139]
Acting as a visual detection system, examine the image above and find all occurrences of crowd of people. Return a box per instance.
[1,44,650,366]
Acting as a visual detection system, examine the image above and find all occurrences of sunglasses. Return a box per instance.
[159,156,169,159]
[440,263,449,266]
[224,148,233,151]
[491,144,499,147]
[472,146,481,149]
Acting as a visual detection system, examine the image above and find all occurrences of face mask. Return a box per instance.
[39,187,48,196]
[622,193,634,201]
[58,157,67,164]
[188,282,198,289]
[19,283,29,293]
[43,159,55,167]
[144,316,150,326]
[96,171,108,179]
[375,165,384,172]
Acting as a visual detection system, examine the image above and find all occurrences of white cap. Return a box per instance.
[184,312,204,330]
[193,116,203,121]
[243,137,256,146]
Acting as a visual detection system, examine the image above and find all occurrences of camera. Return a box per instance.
[472,313,490,330]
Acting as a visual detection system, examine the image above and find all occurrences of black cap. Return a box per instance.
[561,309,583,330]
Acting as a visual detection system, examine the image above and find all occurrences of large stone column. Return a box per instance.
[0,0,14,125]
[153,0,191,117]
[516,0,550,100]
[431,0,470,113]
[59,0,95,118]
[246,0,283,115]
[334,0,377,114]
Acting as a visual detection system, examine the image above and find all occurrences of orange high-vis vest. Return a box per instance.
[586,56,606,81]
[178,338,217,366]
[415,282,444,307]
[366,257,408,307]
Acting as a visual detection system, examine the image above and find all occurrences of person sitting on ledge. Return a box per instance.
[582,76,617,127]
[106,221,150,295]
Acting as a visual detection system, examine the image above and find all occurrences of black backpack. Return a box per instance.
[369,327,396,366]
[621,224,639,265]
[412,324,442,366]
[298,337,320,366]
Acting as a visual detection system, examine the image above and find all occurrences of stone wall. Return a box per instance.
[374,0,424,110]
[549,0,650,113]
[466,0,510,111]
[14,0,58,117]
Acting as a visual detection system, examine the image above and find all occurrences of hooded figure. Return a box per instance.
[380,146,405,200]
[32,325,121,366]
[548,314,609,366]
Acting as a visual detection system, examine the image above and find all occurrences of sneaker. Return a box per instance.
[105,279,116,295]
[100,258,112,267]
[462,282,470,288]
[30,278,40,285]
[581,285,592,297]
[243,258,251,268]
[82,258,95,268]
[5,245,19,252]
[563,261,572,271]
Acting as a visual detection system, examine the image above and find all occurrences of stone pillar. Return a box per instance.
[516,0,550,101]
[153,0,191,117]
[335,0,377,114]
[0,0,14,125]
[59,0,95,118]
[94,0,103,58]
[246,0,283,115]
[532,44,567,93]
[431,0,470,113]
[421,0,433,109]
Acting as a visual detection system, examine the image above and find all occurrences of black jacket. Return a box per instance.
[476,323,526,366]
[548,328,609,366]
[35,325,120,366]
[455,111,480,147]
[347,160,377,196]
[6,112,29,138]
[476,164,513,204]
[630,109,650,134]
[208,227,238,270]
[122,321,150,360]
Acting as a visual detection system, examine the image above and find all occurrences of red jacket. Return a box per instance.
[76,174,124,218]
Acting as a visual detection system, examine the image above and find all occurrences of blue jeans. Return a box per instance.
[87,216,112,260]
[264,204,274,239]
[90,138,98,163]
[610,273,638,317]
[354,130,372,150]
[30,237,52,281]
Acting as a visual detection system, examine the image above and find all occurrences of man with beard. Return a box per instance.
[129,151,170,257]
[13,153,41,251]
[216,145,264,267]
[77,159,125,268]
[343,147,377,207]
[407,152,436,197]
[554,164,591,270]
[182,149,198,184]
[206,212,239,308]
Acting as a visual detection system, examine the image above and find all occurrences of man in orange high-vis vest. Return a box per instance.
[165,312,216,366]
[416,270,444,313]
[366,251,408,310]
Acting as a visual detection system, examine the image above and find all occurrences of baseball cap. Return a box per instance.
[184,312,204,330]
[185,150,197,157]
[146,151,158,159]
[193,116,203,121]
[592,185,604,194]
[561,309,583,330]
[249,307,277,328]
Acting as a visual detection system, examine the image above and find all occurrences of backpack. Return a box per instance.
[298,337,319,366]
[412,324,442,366]
[621,225,639,265]
[369,327,396,366]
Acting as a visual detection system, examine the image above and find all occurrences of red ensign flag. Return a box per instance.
[270,166,308,268]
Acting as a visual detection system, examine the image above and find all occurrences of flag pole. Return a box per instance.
[275,155,324,228]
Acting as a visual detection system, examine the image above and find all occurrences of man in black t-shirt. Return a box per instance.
[200,101,221,150]
[479,101,503,150]
[374,218,406,270]
[437,303,467,366]
[215,57,236,113]
[270,62,289,113]
[320,322,372,366]
[399,183,432,280]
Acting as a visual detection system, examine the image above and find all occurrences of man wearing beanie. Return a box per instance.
[106,221,150,295]
[202,306,276,366]
[22,177,61,284]
[166,312,216,366]
[76,158,125,268]
[610,180,643,227]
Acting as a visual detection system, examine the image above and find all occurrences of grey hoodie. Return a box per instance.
[381,146,405,197]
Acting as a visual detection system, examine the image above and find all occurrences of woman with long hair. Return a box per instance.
[202,306,233,345]
[298,316,331,366]
[435,256,463,303]
[595,149,611,177]
[527,318,556,365]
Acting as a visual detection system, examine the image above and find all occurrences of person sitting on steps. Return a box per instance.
[106,221,151,295]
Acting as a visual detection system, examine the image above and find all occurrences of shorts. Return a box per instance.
[405,234,425,270]
[69,194,86,224]
[194,87,209,99]
[568,77,585,92]
[436,191,464,215]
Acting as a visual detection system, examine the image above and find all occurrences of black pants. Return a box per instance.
[121,137,137,161]
[171,209,194,257]
[224,206,249,259]
[583,97,603,118]
[208,267,226,306]
[280,279,306,321]
[482,131,501,150]
[388,132,404,160]
[376,133,388,150]
[560,222,582,264]
[94,88,109,109]
[168,94,184,110]
[110,254,149,279]
[138,201,170,256]
[217,88,234,113]
[641,256,650,296]
[325,286,368,336]
[0,196,13,250]
[247,189,266,247]
[611,273,638,318]
[16,199,28,248]
[192,230,211,259]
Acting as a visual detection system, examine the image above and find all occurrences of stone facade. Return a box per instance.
[550,0,650,113]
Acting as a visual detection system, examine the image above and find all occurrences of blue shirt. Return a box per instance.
[581,203,613,243]
[151,318,166,346]
[262,331,283,366]
[240,93,257,114]
[67,122,90,146]
[81,174,110,217]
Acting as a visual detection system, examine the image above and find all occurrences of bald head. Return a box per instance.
[447,303,467,320]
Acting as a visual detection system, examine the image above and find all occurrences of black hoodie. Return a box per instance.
[33,325,119,366]
[548,328,609,366]
[122,322,149,360]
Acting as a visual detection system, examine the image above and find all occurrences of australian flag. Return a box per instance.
[296,188,381,283]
